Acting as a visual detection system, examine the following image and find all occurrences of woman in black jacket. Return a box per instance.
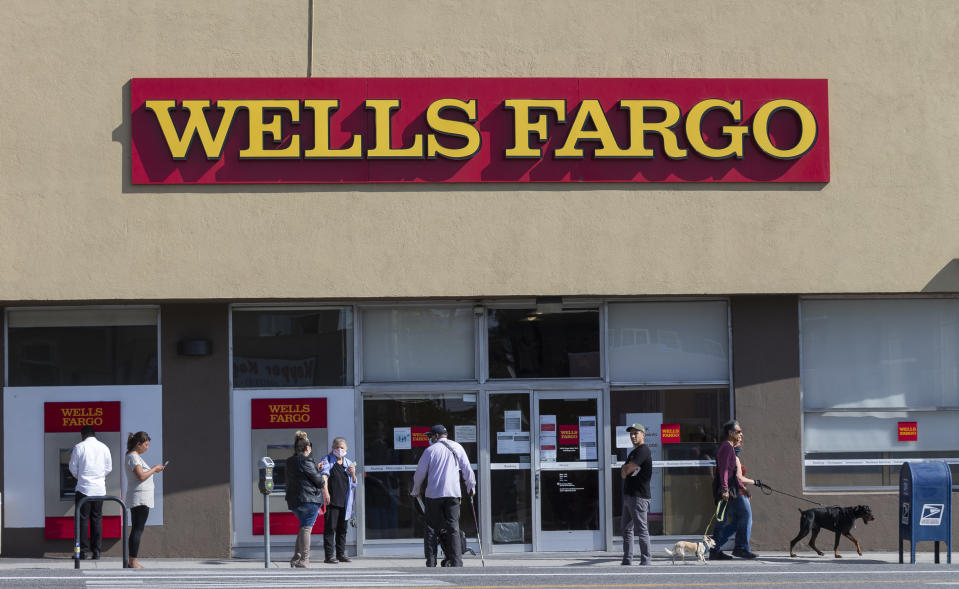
[285,431,326,568]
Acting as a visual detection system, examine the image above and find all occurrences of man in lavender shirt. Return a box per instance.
[412,424,476,567]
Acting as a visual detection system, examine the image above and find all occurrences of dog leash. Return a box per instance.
[755,481,823,506]
[702,499,728,537]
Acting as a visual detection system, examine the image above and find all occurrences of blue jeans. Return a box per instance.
[714,495,751,551]
[292,502,320,528]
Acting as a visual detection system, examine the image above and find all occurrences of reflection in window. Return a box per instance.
[362,396,477,540]
[488,308,599,378]
[609,388,730,536]
[232,308,353,387]
[7,309,158,387]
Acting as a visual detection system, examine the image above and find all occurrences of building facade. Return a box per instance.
[1,1,957,558]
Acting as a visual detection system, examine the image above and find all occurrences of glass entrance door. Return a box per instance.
[533,392,603,551]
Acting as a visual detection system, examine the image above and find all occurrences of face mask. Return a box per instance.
[333,448,347,458]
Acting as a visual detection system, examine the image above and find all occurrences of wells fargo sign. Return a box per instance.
[44,401,121,432]
[131,78,828,184]
[251,397,326,429]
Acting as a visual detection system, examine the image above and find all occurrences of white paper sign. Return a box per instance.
[504,410,523,432]
[394,427,412,450]
[540,414,557,462]
[497,431,531,454]
[455,425,476,443]
[616,426,632,449]
[579,416,597,460]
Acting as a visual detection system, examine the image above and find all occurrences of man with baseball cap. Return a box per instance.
[621,423,652,565]
[412,424,476,567]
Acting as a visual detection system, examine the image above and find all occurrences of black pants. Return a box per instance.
[425,497,462,567]
[129,506,150,558]
[75,492,103,556]
[323,505,348,559]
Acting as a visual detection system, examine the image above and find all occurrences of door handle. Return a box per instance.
[535,472,540,499]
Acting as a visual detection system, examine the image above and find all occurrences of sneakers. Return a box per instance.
[337,555,352,563]
[621,559,632,566]
[732,548,758,559]
[709,549,733,560]
[323,557,339,564]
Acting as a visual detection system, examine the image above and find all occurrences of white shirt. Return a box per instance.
[69,436,113,496]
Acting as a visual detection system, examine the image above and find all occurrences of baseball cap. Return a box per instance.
[625,423,647,433]
[429,424,447,436]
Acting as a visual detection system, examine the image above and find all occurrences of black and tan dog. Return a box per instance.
[789,505,874,558]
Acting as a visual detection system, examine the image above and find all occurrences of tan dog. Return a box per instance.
[664,535,716,564]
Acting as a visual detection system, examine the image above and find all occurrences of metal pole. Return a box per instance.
[263,494,271,568]
[74,497,83,569]
[122,501,130,568]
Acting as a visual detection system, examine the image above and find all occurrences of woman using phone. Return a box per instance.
[125,431,165,568]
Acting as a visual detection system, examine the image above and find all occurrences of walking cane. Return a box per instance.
[468,493,486,567]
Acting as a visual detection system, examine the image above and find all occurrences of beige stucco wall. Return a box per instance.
[1,0,958,301]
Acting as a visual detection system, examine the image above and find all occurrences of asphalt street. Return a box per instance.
[0,555,957,589]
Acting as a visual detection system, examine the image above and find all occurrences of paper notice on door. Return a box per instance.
[579,416,597,460]
[540,415,557,462]
[497,431,531,454]
[455,425,476,443]
[394,427,412,450]
[504,410,523,432]
[616,426,632,449]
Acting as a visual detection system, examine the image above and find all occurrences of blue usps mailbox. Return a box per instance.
[899,461,952,564]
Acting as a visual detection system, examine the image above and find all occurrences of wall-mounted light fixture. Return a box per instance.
[177,338,212,357]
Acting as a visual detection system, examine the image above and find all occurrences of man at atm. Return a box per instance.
[69,425,113,559]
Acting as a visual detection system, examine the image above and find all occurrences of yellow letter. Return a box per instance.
[425,99,481,160]
[752,99,817,159]
[145,100,241,160]
[303,99,362,159]
[504,99,566,158]
[236,100,301,159]
[365,99,424,158]
[685,99,749,159]
[555,100,629,158]
[618,100,687,159]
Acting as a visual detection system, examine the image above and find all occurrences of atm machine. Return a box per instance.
[250,398,327,535]
[43,402,123,539]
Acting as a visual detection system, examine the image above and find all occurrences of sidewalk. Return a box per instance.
[0,551,950,570]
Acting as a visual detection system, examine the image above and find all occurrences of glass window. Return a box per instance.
[362,395,477,541]
[488,308,599,379]
[800,299,959,489]
[232,308,353,387]
[607,301,728,383]
[6,308,158,386]
[361,307,474,381]
[609,388,730,536]
[488,393,532,545]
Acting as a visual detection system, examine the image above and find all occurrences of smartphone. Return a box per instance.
[163,460,170,467]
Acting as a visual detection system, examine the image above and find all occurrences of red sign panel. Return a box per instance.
[44,402,121,433]
[898,421,918,442]
[250,398,327,430]
[661,423,681,444]
[131,77,829,184]
[411,427,430,448]
[558,425,580,446]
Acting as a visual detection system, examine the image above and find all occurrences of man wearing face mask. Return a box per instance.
[412,424,476,567]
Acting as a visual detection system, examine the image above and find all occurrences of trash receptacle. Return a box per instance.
[899,461,952,564]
